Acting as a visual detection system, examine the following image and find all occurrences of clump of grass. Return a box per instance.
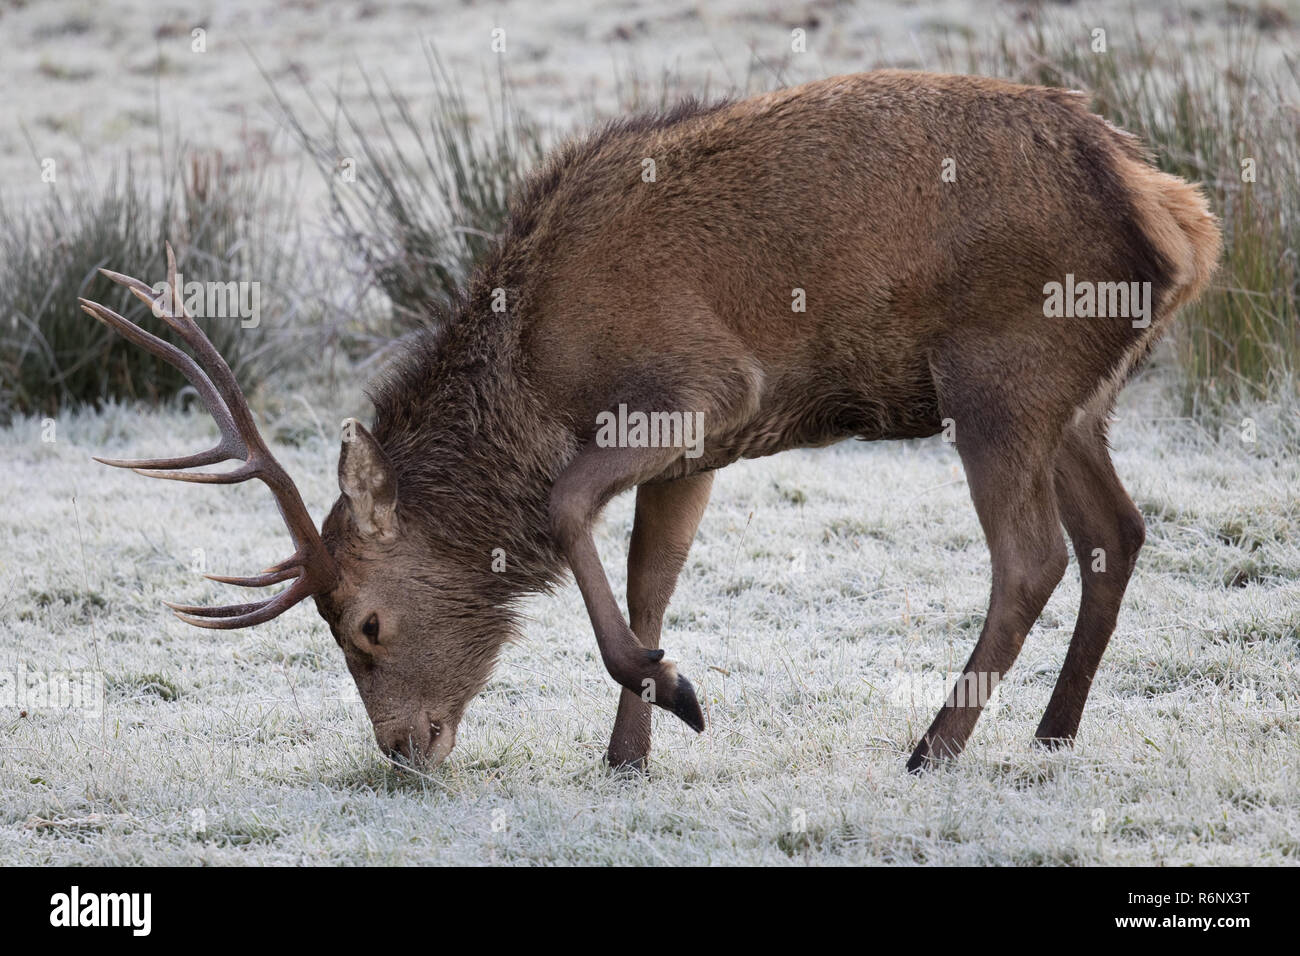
[106,672,182,703]
[944,14,1300,410]
[0,149,302,422]
[270,44,545,341]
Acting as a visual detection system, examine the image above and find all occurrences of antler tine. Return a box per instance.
[163,599,271,617]
[203,566,299,588]
[93,448,236,471]
[78,298,245,467]
[82,244,339,630]
[129,461,259,484]
[139,245,330,585]
[164,577,316,629]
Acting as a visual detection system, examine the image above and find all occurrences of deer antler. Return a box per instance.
[78,243,338,628]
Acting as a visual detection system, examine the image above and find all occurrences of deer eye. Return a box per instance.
[361,613,380,642]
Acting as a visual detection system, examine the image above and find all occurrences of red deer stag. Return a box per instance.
[82,72,1220,772]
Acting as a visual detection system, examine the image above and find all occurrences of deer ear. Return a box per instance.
[338,418,398,539]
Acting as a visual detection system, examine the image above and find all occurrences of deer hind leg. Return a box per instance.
[1035,412,1145,746]
[907,378,1070,772]
[607,471,715,770]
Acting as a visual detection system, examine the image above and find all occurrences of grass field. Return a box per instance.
[3,371,1297,864]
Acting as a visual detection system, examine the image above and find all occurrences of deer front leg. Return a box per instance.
[608,471,715,769]
[550,444,706,735]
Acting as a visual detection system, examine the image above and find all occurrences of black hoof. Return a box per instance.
[905,747,930,774]
[906,736,956,774]
[605,752,649,773]
[670,673,705,733]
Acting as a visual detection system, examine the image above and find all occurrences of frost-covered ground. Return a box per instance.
[2,0,1299,864]
[2,371,1298,864]
[3,0,1297,204]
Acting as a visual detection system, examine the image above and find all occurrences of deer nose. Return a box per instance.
[377,719,433,762]
[375,713,456,766]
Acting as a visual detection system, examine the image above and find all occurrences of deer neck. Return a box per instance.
[369,324,576,597]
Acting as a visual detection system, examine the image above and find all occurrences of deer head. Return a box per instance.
[80,245,505,767]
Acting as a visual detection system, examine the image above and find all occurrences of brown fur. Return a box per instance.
[303,71,1220,768]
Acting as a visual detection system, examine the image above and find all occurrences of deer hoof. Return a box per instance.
[905,737,956,774]
[905,746,931,775]
[668,672,705,733]
[605,751,649,773]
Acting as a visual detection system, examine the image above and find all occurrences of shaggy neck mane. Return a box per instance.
[363,97,735,599]
[366,300,573,598]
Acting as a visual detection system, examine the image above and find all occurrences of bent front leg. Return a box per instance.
[608,471,715,768]
[550,443,706,734]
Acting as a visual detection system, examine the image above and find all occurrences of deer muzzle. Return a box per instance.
[375,711,458,768]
